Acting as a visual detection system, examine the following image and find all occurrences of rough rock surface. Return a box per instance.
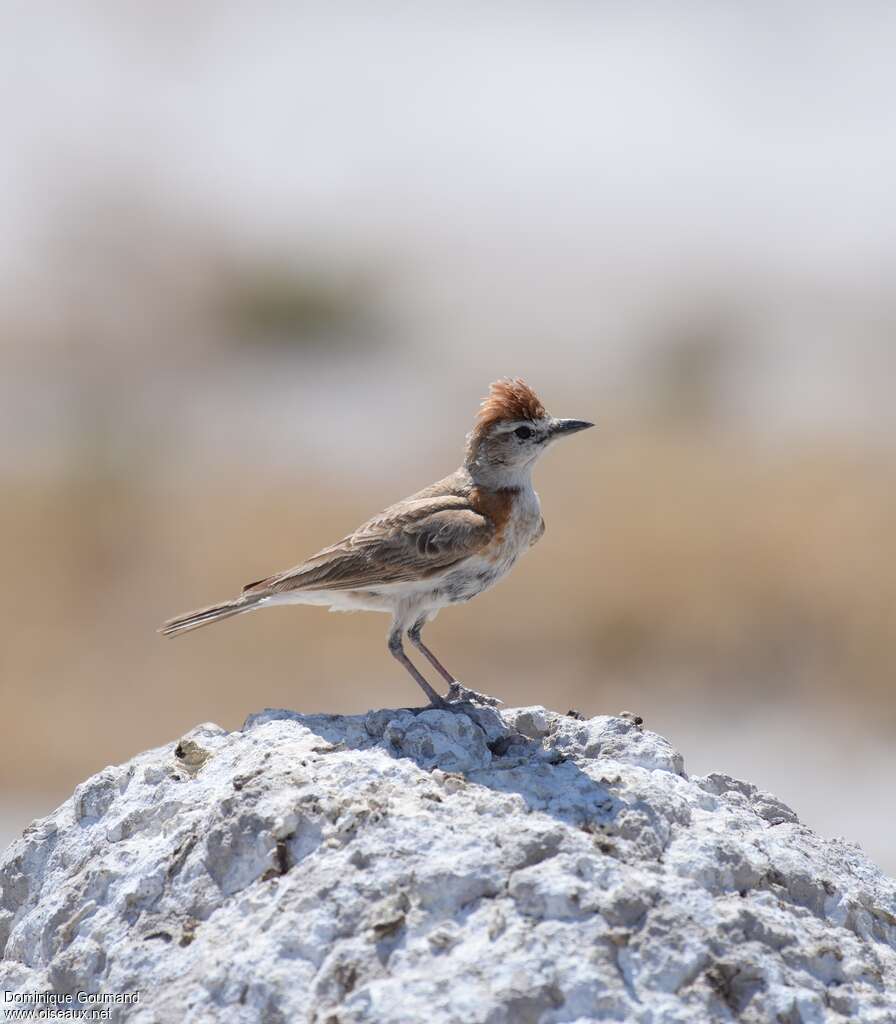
[1,704,895,1023]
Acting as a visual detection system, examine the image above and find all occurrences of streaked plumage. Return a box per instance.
[160,379,592,707]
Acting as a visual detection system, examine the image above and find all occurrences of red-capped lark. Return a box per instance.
[160,379,593,708]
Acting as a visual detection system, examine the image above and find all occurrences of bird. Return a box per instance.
[160,379,593,708]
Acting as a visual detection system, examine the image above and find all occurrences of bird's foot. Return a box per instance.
[445,681,504,708]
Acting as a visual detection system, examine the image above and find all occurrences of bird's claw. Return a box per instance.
[446,682,504,708]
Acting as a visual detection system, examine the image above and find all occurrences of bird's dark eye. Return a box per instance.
[514,426,533,440]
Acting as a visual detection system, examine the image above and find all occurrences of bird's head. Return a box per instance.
[464,378,593,487]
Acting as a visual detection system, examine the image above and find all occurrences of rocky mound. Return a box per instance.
[1,704,895,1022]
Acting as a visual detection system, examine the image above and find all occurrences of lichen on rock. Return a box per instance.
[1,705,895,1023]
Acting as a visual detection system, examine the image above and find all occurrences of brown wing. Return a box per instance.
[243,494,494,595]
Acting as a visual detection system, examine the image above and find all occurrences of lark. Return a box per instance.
[160,379,592,707]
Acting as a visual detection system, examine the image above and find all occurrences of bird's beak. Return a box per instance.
[547,418,595,439]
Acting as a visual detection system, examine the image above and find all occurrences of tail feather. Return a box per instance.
[159,594,264,638]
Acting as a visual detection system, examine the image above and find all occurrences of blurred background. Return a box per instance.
[2,3,895,870]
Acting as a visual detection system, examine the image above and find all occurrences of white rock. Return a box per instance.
[1,705,895,1023]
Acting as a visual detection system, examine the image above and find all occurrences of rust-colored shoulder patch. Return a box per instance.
[469,485,516,541]
[474,378,546,435]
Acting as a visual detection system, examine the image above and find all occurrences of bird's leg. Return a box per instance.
[407,620,503,708]
[388,628,446,708]
[407,620,455,686]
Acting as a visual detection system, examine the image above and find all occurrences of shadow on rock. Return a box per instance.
[245,703,688,863]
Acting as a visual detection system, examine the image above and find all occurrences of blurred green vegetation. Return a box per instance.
[216,265,381,349]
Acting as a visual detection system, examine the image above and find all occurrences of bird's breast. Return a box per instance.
[438,486,543,604]
[491,485,543,554]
